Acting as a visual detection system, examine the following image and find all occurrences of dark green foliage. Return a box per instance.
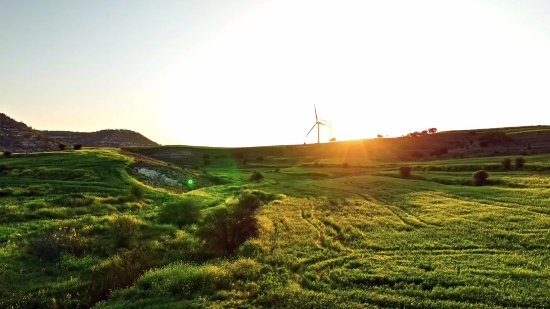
[29,227,88,262]
[479,131,512,145]
[250,171,264,181]
[399,166,412,178]
[88,245,154,304]
[256,156,264,161]
[73,144,82,150]
[502,158,512,170]
[473,170,489,185]
[55,193,95,207]
[197,195,260,255]
[515,157,526,169]
[3,151,11,157]
[111,215,140,248]
[58,144,66,151]
[158,197,203,227]
[130,184,144,200]
[203,154,210,159]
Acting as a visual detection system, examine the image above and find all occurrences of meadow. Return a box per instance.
[1,147,549,308]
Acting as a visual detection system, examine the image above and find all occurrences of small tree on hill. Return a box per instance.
[73,144,82,150]
[250,171,264,181]
[197,194,260,255]
[428,128,438,134]
[473,170,489,186]
[515,157,526,169]
[399,166,412,178]
[330,137,336,142]
[58,144,66,151]
[2,151,11,158]
[377,134,383,138]
[502,158,512,170]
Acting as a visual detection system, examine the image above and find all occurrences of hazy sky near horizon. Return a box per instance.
[2,0,550,146]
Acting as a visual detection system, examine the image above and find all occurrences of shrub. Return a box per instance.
[2,151,11,157]
[29,227,88,262]
[473,170,489,185]
[111,215,140,248]
[203,154,210,159]
[58,144,66,151]
[55,193,95,207]
[73,144,82,150]
[502,158,512,170]
[515,157,526,169]
[88,245,154,304]
[197,195,261,255]
[203,159,211,166]
[158,197,203,227]
[130,184,144,200]
[249,171,264,181]
[399,166,412,178]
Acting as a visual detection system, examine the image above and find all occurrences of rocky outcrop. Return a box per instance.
[41,129,159,147]
[0,113,59,152]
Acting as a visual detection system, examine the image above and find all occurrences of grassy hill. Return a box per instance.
[0,113,59,152]
[1,146,550,308]
[41,129,160,148]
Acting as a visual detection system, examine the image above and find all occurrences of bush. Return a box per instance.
[256,156,264,162]
[159,197,203,227]
[203,154,210,159]
[502,158,512,170]
[88,245,154,304]
[399,166,412,178]
[473,170,489,186]
[55,193,95,207]
[197,195,260,255]
[2,151,11,157]
[29,227,88,262]
[249,171,264,181]
[111,215,140,248]
[515,157,526,169]
[73,144,82,150]
[203,159,211,166]
[130,184,144,200]
[58,144,66,151]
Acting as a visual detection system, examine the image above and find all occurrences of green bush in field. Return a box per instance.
[197,194,260,255]
[249,171,264,181]
[130,184,144,200]
[111,215,140,248]
[3,151,11,157]
[73,144,82,150]
[515,157,526,169]
[473,170,489,185]
[502,158,512,170]
[399,166,412,178]
[88,245,154,304]
[29,227,88,262]
[55,193,95,207]
[159,197,203,227]
[58,144,66,151]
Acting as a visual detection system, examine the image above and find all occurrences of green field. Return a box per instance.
[1,148,550,308]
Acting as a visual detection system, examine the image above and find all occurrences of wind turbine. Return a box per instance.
[305,105,332,144]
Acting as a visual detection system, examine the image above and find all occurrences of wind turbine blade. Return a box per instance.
[314,104,318,121]
[305,123,317,138]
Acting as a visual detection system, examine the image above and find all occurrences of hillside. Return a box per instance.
[0,113,59,152]
[41,129,159,147]
[2,149,550,308]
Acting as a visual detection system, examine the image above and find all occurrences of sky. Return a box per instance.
[1,0,550,147]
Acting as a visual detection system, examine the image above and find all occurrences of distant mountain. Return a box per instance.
[40,129,160,147]
[0,113,59,152]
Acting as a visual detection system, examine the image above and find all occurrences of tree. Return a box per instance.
[515,157,526,169]
[73,144,82,150]
[2,151,11,158]
[399,166,412,178]
[377,134,383,138]
[197,194,260,255]
[502,158,512,170]
[420,130,428,136]
[330,137,336,142]
[473,170,489,185]
[428,128,438,134]
[58,144,66,151]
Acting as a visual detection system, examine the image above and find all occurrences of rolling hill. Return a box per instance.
[0,113,59,152]
[41,129,160,148]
